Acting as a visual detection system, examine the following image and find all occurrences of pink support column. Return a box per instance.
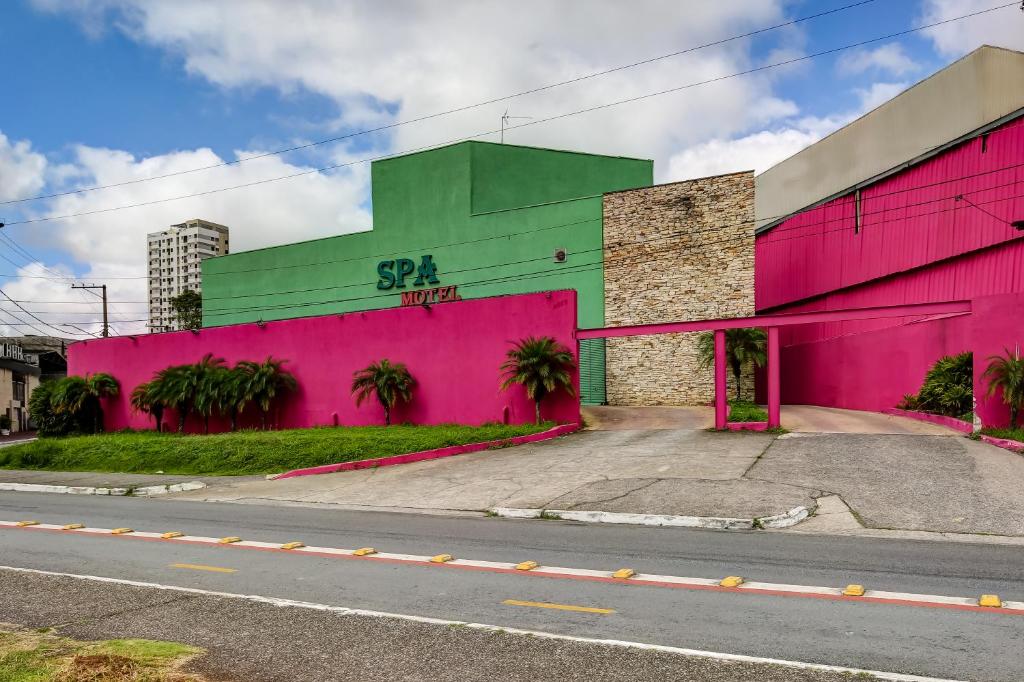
[714,329,727,430]
[767,326,780,429]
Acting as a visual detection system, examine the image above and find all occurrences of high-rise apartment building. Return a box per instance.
[147,219,230,332]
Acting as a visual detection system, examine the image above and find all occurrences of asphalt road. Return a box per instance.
[1,491,1023,681]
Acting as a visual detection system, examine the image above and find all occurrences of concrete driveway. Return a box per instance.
[179,406,1024,538]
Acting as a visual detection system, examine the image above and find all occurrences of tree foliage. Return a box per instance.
[169,289,203,330]
[351,359,414,426]
[983,348,1024,428]
[696,328,767,401]
[138,355,296,434]
[129,381,166,433]
[37,373,121,435]
[499,336,575,424]
[899,352,973,419]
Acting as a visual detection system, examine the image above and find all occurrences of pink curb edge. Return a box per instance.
[881,408,973,434]
[725,422,769,432]
[271,423,581,480]
[979,434,1024,454]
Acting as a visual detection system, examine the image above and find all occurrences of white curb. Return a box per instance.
[489,504,814,530]
[0,481,206,497]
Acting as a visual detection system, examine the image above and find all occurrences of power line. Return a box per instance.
[196,175,1024,305]
[0,0,880,207]
[2,2,1015,229]
[7,172,1022,321]
[198,188,1024,320]
[8,108,1020,285]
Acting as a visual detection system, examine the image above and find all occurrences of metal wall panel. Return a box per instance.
[756,115,1024,311]
[755,46,1024,229]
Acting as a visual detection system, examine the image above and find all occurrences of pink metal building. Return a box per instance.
[754,46,1024,427]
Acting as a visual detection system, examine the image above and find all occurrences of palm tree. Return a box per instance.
[236,357,298,429]
[351,359,414,426]
[499,336,575,425]
[697,328,767,401]
[152,356,221,434]
[51,373,120,434]
[130,381,165,432]
[983,348,1024,428]
[217,365,256,432]
[192,355,227,434]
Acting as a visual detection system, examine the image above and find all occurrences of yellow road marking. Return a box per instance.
[170,563,237,574]
[502,599,614,615]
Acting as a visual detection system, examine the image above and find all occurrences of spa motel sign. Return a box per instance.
[376,255,460,306]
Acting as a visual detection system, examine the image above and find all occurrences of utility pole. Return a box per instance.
[71,283,109,338]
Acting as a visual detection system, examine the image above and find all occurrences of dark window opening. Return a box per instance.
[854,190,862,234]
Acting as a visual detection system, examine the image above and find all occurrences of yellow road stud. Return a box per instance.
[281,542,305,550]
[515,561,539,571]
[16,520,39,527]
[612,568,636,579]
[218,536,242,544]
[430,554,454,563]
[978,594,1002,608]
[160,531,184,539]
[111,528,133,535]
[353,547,377,556]
[842,584,866,597]
[62,523,84,530]
[719,576,744,588]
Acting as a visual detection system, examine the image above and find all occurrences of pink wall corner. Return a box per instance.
[778,313,971,414]
[68,290,582,433]
[970,293,1024,428]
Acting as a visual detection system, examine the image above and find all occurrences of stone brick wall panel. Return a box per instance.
[602,172,756,406]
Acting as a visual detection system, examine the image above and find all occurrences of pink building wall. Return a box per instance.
[756,115,1024,427]
[67,290,581,432]
[756,116,1024,311]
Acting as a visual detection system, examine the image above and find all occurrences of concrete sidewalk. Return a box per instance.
[176,429,817,522]
[171,405,1024,539]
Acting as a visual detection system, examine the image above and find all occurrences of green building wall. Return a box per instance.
[200,141,653,402]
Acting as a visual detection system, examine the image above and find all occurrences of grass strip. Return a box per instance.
[727,401,768,423]
[0,423,552,476]
[0,628,204,681]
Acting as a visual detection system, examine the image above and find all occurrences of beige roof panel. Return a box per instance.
[755,45,1024,231]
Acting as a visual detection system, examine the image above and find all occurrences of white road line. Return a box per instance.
[4,520,1022,613]
[0,565,964,682]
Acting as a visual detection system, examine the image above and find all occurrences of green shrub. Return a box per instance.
[28,381,79,437]
[902,352,973,419]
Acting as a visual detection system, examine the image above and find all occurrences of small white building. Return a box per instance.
[147,219,230,332]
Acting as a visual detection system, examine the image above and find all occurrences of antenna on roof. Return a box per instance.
[500,109,533,144]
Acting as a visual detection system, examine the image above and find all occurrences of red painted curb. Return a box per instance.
[271,423,580,480]
[979,434,1024,453]
[725,422,768,432]
[881,408,973,434]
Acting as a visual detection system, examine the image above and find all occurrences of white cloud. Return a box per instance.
[2,142,371,337]
[665,80,909,181]
[920,0,1024,56]
[0,131,47,202]
[35,0,795,173]
[665,115,845,180]
[837,43,918,76]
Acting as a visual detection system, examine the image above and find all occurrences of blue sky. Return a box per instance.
[0,0,1021,336]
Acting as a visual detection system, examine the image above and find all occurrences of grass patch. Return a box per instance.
[727,400,768,423]
[981,427,1024,443]
[0,423,552,476]
[0,628,204,681]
